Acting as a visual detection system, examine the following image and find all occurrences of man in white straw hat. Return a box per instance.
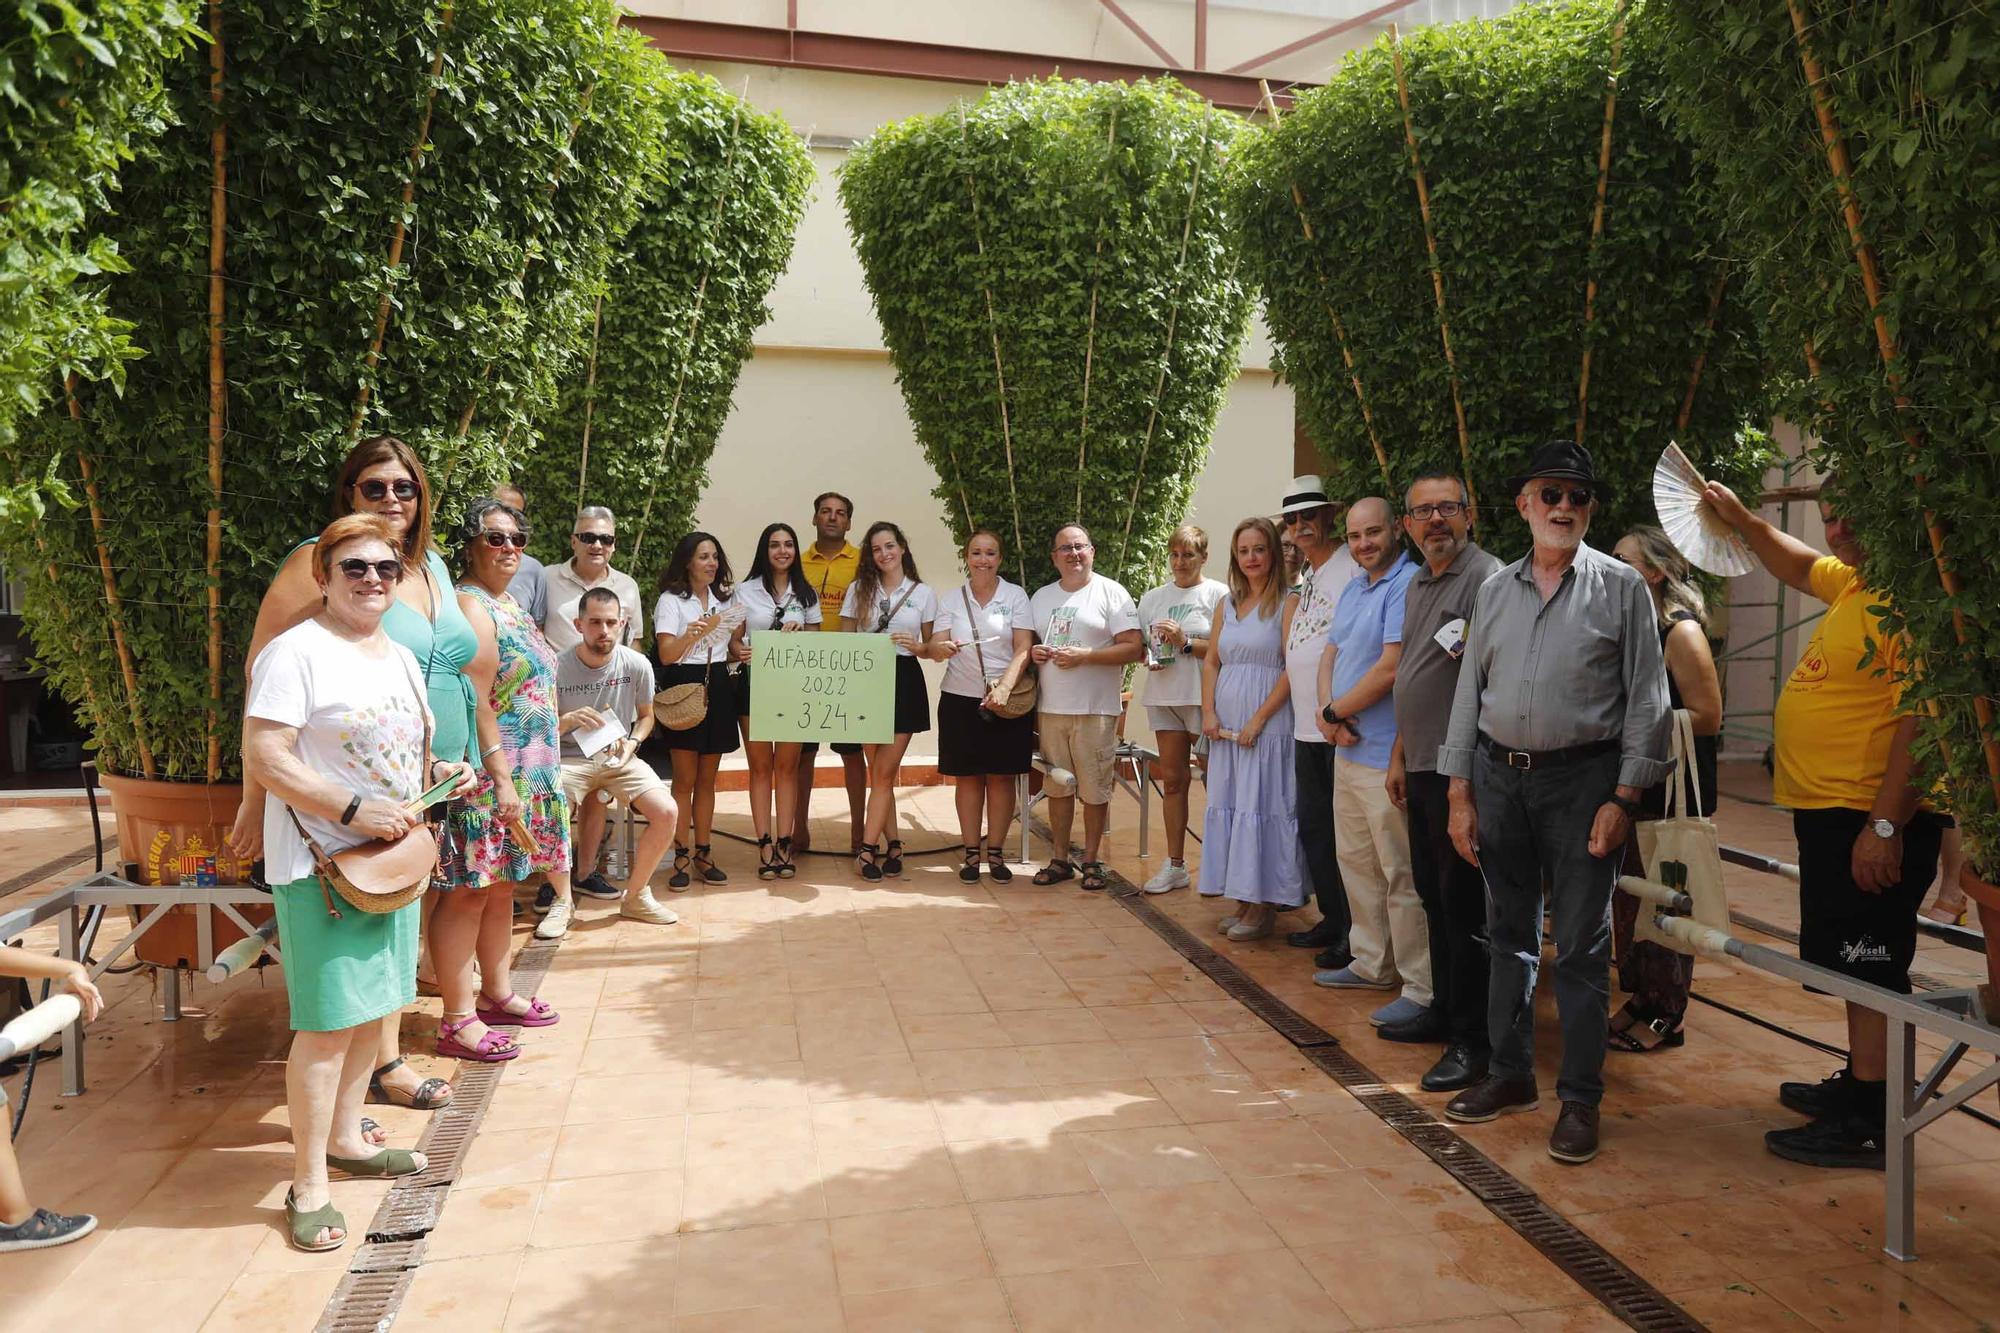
[1278,475,1359,968]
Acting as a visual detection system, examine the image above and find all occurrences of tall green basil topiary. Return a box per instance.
[523,70,813,569]
[1232,0,1768,545]
[841,78,1253,591]
[0,0,669,782]
[1648,3,2000,878]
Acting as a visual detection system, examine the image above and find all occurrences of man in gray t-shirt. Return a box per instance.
[494,484,547,623]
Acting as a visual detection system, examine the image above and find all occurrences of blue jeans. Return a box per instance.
[1473,745,1622,1106]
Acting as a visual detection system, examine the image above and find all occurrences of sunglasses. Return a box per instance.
[573,531,615,547]
[1407,501,1467,521]
[1538,485,1593,509]
[480,530,529,549]
[338,558,404,582]
[353,478,419,502]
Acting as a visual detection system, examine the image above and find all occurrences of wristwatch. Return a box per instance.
[1320,703,1345,726]
[340,793,363,826]
[1610,795,1642,819]
[1869,817,1899,840]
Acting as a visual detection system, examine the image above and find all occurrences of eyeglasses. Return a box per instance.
[353,478,419,502]
[337,558,404,582]
[1537,486,1593,509]
[480,530,529,549]
[1407,501,1467,521]
[1054,543,1092,555]
[573,531,615,547]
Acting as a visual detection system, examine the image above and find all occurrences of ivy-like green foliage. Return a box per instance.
[0,0,670,781]
[1648,3,2000,873]
[523,69,813,570]
[841,78,1253,592]
[1,0,199,451]
[1232,0,1769,547]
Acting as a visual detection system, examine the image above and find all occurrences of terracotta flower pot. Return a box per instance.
[99,773,273,970]
[1954,863,2000,1011]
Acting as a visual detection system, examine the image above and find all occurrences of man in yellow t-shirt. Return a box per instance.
[793,491,867,854]
[1707,480,1941,1172]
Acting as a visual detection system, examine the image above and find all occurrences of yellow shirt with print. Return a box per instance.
[1773,556,1911,811]
[800,542,860,633]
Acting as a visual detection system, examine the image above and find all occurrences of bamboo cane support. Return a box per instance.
[630,98,746,568]
[1117,123,1217,574]
[1074,108,1119,523]
[205,0,228,783]
[575,291,604,513]
[349,4,453,438]
[1389,28,1475,508]
[65,380,155,779]
[957,105,1029,585]
[1257,82,1393,494]
[1674,270,1729,432]
[1787,0,2000,804]
[1574,0,1628,445]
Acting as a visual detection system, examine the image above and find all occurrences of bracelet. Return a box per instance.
[481,743,503,762]
[339,793,362,826]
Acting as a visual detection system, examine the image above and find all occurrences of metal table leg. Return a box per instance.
[1884,1014,1917,1261]
[57,904,84,1097]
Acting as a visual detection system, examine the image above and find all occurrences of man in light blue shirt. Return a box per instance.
[1311,497,1431,1033]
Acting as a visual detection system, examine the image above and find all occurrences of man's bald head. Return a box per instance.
[1345,496,1399,575]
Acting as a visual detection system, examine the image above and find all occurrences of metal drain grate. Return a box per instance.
[349,1239,425,1273]
[1490,1194,1704,1332]
[315,1269,414,1333]
[365,1185,445,1243]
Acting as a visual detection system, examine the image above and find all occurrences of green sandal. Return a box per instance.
[326,1146,428,1179]
[285,1188,346,1253]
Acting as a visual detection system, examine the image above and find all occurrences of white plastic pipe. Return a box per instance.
[1617,874,1693,914]
[206,918,279,984]
[0,993,82,1063]
[1651,912,1739,959]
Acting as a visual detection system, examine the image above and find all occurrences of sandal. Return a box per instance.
[1607,1004,1685,1053]
[477,992,560,1028]
[694,843,728,885]
[855,841,883,883]
[757,834,778,881]
[775,836,797,879]
[367,1057,454,1111]
[436,1013,520,1062]
[883,839,905,876]
[987,849,1014,884]
[360,1117,384,1146]
[959,846,982,884]
[327,1146,428,1179]
[284,1188,346,1253]
[1032,859,1074,886]
[1079,861,1111,893]
[668,844,692,890]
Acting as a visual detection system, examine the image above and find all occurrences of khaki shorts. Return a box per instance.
[560,753,668,811]
[1038,712,1119,805]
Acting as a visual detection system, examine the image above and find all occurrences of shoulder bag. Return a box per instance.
[652,593,721,730]
[963,585,1037,720]
[1634,708,1730,953]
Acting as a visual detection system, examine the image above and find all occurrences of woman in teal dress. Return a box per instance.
[235,435,504,1111]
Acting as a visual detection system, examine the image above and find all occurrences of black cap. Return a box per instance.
[1503,440,1607,500]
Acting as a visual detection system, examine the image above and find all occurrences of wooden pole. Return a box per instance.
[350,4,454,438]
[1258,81,1393,493]
[1574,0,1628,445]
[205,0,228,784]
[575,290,604,514]
[65,380,155,779]
[1389,26,1475,509]
[1074,107,1119,523]
[1673,270,1729,433]
[956,104,1029,584]
[1787,0,2000,803]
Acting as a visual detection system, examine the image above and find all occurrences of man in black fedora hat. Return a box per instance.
[1434,440,1671,1165]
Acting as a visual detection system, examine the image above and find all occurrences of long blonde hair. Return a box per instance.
[1227,517,1285,619]
[1621,525,1707,628]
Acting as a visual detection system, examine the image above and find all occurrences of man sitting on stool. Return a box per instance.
[549,587,682,938]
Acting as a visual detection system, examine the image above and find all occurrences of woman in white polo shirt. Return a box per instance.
[1136,524,1228,894]
[653,531,738,888]
[731,521,822,880]
[840,520,938,883]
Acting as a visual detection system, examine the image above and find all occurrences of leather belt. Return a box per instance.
[1480,735,1618,772]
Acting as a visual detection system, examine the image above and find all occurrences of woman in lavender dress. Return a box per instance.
[1199,517,1304,941]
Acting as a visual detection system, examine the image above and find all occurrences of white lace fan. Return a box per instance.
[1652,442,1754,577]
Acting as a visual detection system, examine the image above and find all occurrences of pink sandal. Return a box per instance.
[436,1014,521,1062]
[476,992,560,1028]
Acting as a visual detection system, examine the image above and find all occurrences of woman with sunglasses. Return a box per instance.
[653,531,739,887]
[841,521,938,882]
[235,436,488,1114]
[432,499,569,1058]
[731,522,822,879]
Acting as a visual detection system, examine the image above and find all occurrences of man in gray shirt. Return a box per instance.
[1436,441,1669,1165]
[1386,472,1502,1090]
[494,483,547,624]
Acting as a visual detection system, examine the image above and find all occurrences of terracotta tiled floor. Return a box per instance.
[1,770,1996,1330]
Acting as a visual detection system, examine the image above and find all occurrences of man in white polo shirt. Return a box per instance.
[1029,523,1144,893]
[543,505,643,653]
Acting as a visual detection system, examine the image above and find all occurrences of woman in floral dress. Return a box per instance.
[432,498,570,1061]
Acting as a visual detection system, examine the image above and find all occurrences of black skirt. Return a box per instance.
[654,660,740,756]
[937,690,1033,776]
[892,653,931,737]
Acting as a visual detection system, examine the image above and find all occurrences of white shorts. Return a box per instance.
[1038,713,1119,805]
[1146,703,1203,735]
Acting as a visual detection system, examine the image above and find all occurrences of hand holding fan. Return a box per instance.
[1652,443,1755,577]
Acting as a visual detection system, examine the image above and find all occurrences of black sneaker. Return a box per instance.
[573,871,621,900]
[1778,1068,1857,1119]
[531,883,555,917]
[1765,1110,1887,1170]
[0,1208,97,1253]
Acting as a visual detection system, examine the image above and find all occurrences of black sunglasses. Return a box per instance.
[573,531,615,547]
[481,530,529,549]
[338,557,404,582]
[1538,485,1593,509]
[353,478,420,502]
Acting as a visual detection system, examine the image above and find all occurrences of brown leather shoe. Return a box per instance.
[1548,1100,1601,1164]
[1443,1074,1538,1123]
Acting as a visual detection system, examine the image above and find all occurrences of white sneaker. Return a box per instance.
[533,899,573,941]
[1143,862,1190,894]
[620,889,680,926]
